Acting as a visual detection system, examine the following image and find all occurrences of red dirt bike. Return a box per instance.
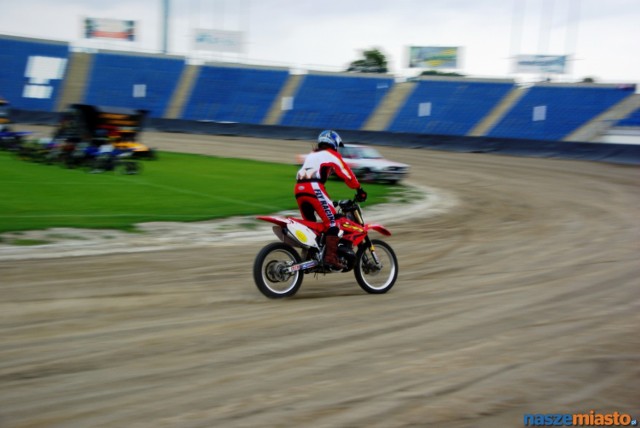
[253,197,398,298]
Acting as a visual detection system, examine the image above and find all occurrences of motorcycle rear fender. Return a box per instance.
[256,215,289,227]
[257,215,320,249]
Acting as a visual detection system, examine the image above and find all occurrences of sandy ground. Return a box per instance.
[1,126,639,427]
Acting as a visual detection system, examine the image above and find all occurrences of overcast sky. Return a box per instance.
[1,0,639,84]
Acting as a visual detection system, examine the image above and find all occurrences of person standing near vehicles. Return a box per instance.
[295,130,367,269]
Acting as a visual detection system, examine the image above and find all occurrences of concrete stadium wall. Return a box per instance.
[11,109,640,165]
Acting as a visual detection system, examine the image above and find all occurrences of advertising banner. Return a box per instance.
[514,55,568,74]
[84,18,136,41]
[193,29,244,54]
[408,46,459,69]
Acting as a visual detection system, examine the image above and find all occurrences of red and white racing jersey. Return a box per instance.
[296,148,360,189]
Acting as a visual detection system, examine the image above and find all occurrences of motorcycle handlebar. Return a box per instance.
[334,199,357,211]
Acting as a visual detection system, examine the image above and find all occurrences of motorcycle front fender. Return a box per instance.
[366,223,391,236]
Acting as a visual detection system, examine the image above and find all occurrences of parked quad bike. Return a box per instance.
[253,197,398,298]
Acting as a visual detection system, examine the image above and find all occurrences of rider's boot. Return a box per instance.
[324,235,345,269]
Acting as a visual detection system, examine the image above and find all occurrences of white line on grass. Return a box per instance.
[108,175,282,211]
[0,180,284,220]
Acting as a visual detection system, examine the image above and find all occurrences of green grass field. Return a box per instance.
[0,151,398,233]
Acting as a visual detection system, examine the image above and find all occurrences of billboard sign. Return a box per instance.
[514,55,568,74]
[408,46,459,69]
[193,29,244,54]
[84,18,136,41]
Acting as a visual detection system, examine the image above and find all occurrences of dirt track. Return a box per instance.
[1,128,639,427]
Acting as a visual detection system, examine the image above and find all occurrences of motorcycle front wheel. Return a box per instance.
[253,242,303,298]
[355,239,398,294]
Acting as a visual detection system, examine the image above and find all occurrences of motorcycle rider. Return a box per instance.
[295,130,367,269]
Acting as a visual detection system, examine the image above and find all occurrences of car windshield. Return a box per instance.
[344,146,383,159]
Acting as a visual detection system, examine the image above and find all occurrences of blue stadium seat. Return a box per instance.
[616,107,640,127]
[182,65,289,124]
[488,85,632,140]
[84,52,185,117]
[280,74,394,130]
[0,36,69,112]
[387,80,514,135]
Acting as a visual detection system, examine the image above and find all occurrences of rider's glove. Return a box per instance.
[355,187,367,202]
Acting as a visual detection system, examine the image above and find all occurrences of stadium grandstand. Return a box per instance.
[1,34,639,155]
[182,63,289,124]
[279,72,394,130]
[387,78,515,136]
[83,51,185,118]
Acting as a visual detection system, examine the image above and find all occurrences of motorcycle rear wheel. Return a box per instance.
[253,242,303,298]
[354,239,398,294]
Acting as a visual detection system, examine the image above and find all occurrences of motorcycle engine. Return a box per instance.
[338,242,356,270]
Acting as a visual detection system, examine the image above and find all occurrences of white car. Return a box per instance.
[297,144,410,184]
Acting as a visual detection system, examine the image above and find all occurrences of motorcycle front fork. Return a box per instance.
[361,237,382,270]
